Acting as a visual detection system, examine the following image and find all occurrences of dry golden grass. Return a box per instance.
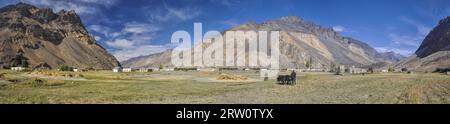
[216,73,248,80]
[30,70,83,78]
[0,70,448,104]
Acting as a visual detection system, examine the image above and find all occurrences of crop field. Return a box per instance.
[0,70,449,104]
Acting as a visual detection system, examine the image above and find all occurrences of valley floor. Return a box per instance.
[0,70,449,104]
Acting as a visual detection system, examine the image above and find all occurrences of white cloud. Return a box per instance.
[149,1,201,22]
[93,35,102,41]
[123,22,160,34]
[96,21,165,60]
[375,47,413,56]
[400,16,432,36]
[333,25,345,32]
[388,33,422,47]
[88,25,112,36]
[219,19,239,27]
[17,0,118,15]
[106,39,134,49]
[384,17,432,50]
[417,25,432,36]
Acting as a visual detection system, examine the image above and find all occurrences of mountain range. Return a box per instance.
[0,3,424,71]
[122,16,405,69]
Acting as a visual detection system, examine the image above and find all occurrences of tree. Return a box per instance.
[10,54,29,67]
[388,66,394,72]
[368,66,374,73]
[401,68,408,72]
[59,64,73,71]
[159,65,164,70]
[330,62,336,72]
[305,61,310,69]
[305,57,313,70]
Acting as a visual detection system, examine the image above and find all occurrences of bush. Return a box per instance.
[388,66,394,72]
[401,68,408,72]
[59,64,73,71]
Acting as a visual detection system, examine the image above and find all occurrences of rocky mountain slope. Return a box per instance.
[123,16,401,69]
[0,3,119,69]
[395,16,450,71]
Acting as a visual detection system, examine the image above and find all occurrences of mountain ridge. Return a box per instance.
[122,16,402,68]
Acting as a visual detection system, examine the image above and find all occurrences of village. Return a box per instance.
[8,63,449,76]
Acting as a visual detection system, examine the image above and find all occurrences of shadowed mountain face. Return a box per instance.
[395,16,450,71]
[123,16,401,69]
[0,3,119,69]
[415,16,450,58]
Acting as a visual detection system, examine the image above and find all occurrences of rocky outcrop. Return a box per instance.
[0,3,119,69]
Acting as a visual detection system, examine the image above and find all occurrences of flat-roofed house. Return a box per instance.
[113,67,122,72]
[122,68,132,72]
[11,67,26,71]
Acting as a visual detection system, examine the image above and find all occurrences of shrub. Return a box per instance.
[388,66,394,72]
[401,68,408,72]
[58,64,73,71]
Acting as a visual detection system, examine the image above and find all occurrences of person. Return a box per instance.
[290,70,296,85]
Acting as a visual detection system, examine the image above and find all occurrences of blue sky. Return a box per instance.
[1,0,450,61]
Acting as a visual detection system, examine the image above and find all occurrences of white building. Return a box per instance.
[11,67,26,71]
[112,67,122,73]
[161,68,174,72]
[122,68,132,72]
[150,67,160,72]
[381,70,388,73]
[139,68,150,72]
[73,68,86,72]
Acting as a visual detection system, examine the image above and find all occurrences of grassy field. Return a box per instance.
[0,70,449,104]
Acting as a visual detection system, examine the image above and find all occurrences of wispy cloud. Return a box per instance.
[375,47,413,56]
[123,22,160,34]
[22,0,119,15]
[332,25,345,32]
[89,21,170,61]
[106,39,134,49]
[210,0,241,7]
[388,33,422,47]
[386,16,432,49]
[400,16,432,36]
[99,22,157,47]
[148,1,201,22]
[219,18,239,27]
[88,25,112,37]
